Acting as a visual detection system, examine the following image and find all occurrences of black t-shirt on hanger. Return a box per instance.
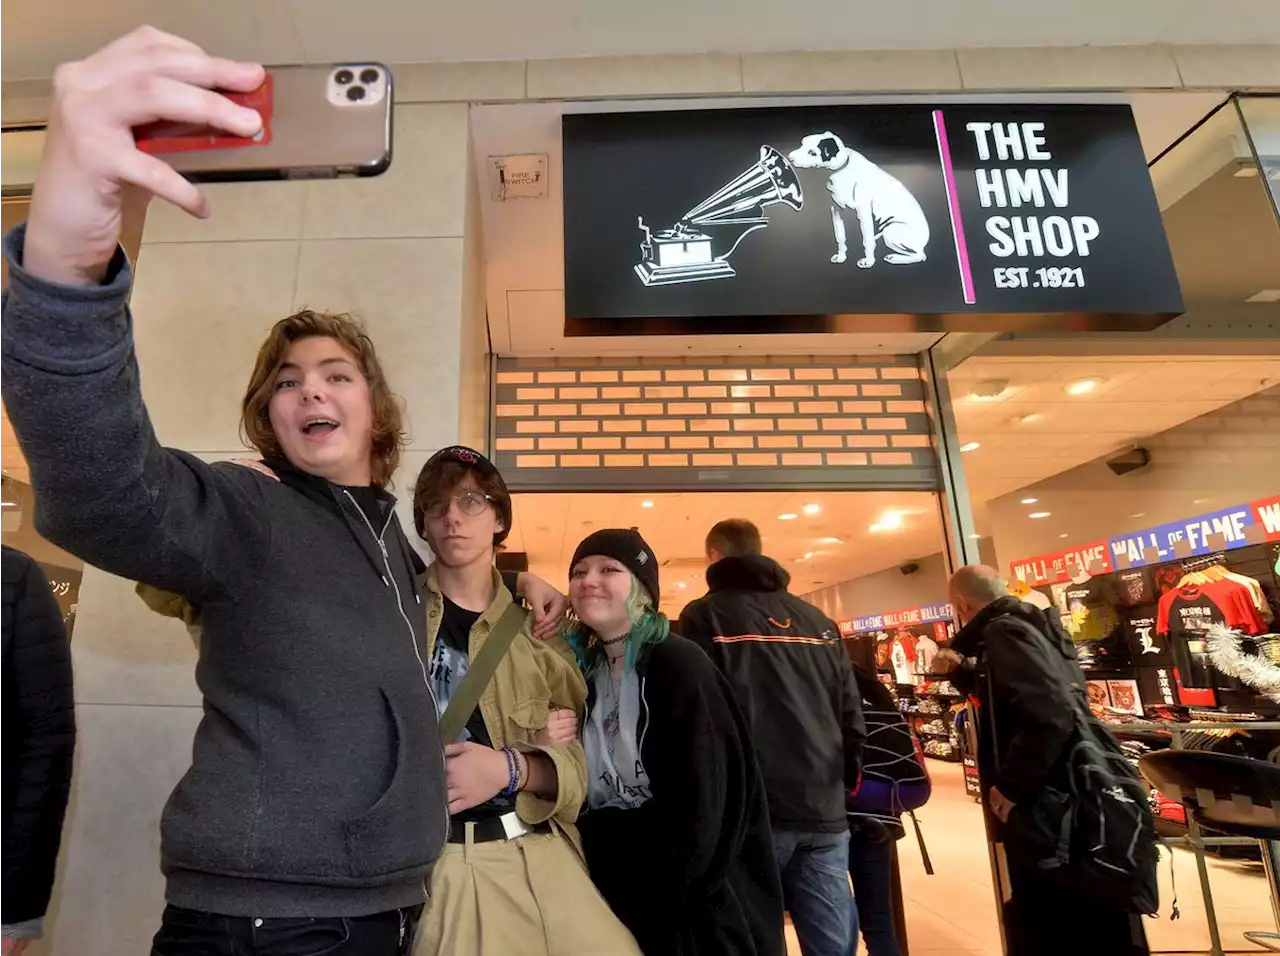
[1124,610,1173,665]
[1115,568,1154,607]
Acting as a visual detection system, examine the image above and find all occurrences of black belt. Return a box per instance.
[447,813,551,845]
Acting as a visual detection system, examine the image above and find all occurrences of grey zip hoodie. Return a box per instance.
[0,226,448,917]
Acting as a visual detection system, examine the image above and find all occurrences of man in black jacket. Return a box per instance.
[938,565,1149,956]
[2,546,76,955]
[678,519,865,956]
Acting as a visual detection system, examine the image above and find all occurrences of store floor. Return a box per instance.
[784,760,1277,955]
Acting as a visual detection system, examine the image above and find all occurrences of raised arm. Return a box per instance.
[2,30,273,599]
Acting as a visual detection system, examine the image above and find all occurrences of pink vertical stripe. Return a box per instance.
[932,109,976,306]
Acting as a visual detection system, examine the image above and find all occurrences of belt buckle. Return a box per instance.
[500,811,529,840]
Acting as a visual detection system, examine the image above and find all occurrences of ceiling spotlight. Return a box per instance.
[802,503,821,516]
[1060,533,1069,538]
[1010,413,1043,426]
[1064,377,1102,396]
[1131,512,1146,518]
[676,581,686,589]
[959,441,980,453]
[870,511,904,533]
[778,513,798,521]
[641,500,654,509]
[1020,497,1038,505]
[1029,511,1051,519]
[970,378,1010,400]
[803,551,815,559]
[815,537,843,545]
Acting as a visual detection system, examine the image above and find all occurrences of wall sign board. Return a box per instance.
[562,105,1183,334]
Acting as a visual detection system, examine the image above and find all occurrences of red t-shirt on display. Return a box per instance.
[1156,579,1264,637]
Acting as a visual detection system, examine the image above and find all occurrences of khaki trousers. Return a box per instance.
[414,825,641,956]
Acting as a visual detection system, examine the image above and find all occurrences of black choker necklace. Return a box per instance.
[598,633,627,646]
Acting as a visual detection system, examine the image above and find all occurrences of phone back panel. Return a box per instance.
[156,64,392,181]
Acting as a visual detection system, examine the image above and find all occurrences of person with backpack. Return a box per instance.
[845,658,931,956]
[936,565,1153,956]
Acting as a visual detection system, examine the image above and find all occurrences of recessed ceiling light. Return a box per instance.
[1192,497,1213,505]
[1029,511,1051,519]
[1020,497,1038,505]
[803,551,815,559]
[969,378,1010,400]
[1010,413,1043,426]
[1064,377,1102,396]
[641,500,654,509]
[802,503,821,516]
[778,512,798,521]
[959,441,980,452]
[968,533,982,540]
[1060,533,1069,538]
[870,511,904,533]
[1131,512,1146,518]
[676,581,686,589]
[815,537,843,545]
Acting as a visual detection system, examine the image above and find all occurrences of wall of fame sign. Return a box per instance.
[562,104,1183,329]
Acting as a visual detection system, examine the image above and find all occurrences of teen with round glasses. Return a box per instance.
[410,447,640,956]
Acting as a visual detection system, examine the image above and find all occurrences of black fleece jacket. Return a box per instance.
[1,226,447,917]
[578,635,785,956]
[679,555,865,832]
[2,547,76,927]
[950,596,1083,804]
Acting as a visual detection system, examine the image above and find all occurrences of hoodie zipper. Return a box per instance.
[341,490,449,852]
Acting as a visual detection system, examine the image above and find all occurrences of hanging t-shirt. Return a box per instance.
[429,596,514,821]
[914,633,939,676]
[890,639,914,685]
[1156,580,1265,638]
[1124,612,1173,664]
[1151,564,1183,598]
[585,667,653,811]
[1061,576,1119,643]
[1115,568,1154,607]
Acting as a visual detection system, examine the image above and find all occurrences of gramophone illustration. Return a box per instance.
[635,145,804,287]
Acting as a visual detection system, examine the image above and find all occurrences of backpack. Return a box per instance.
[991,612,1160,915]
[848,672,932,821]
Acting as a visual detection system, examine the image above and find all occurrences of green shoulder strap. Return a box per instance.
[437,600,528,744]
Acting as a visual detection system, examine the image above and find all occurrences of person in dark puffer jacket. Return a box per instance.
[2,546,76,954]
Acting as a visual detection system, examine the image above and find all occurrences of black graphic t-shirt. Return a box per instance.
[1137,665,1181,706]
[1115,568,1154,607]
[1062,576,1119,643]
[1151,564,1182,597]
[429,596,513,821]
[1124,611,1172,664]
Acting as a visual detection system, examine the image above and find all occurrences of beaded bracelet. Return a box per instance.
[500,746,520,797]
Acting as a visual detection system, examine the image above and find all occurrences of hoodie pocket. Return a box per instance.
[343,690,432,878]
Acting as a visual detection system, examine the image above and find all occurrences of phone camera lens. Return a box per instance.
[346,85,366,102]
[360,68,380,85]
[334,69,354,85]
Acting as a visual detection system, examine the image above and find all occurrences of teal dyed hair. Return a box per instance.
[565,572,670,680]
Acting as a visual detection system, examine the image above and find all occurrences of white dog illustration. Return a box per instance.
[789,132,929,268]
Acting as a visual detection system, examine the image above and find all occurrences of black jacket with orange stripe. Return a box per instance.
[678,555,866,833]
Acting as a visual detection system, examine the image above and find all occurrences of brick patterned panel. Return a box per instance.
[492,357,938,491]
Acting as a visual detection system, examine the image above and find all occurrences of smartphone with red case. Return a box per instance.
[134,64,392,182]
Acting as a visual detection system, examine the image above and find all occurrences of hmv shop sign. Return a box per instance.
[562,104,1182,331]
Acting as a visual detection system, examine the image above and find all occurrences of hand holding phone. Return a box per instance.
[24,26,266,286]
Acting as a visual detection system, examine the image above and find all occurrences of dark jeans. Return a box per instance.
[150,904,423,956]
[847,827,902,956]
[773,829,855,956]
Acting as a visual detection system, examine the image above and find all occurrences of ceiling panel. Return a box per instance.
[510,489,945,615]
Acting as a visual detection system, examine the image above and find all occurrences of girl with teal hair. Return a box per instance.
[552,528,785,956]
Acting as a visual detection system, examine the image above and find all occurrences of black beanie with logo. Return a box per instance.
[571,528,660,608]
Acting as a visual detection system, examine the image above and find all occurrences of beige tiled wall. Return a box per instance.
[43,105,475,956]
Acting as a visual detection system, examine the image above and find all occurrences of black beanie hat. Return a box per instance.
[413,446,512,544]
[571,528,660,608]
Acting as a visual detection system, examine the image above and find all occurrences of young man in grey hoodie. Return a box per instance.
[1,26,564,956]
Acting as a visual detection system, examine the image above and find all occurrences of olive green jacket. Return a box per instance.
[424,567,588,844]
